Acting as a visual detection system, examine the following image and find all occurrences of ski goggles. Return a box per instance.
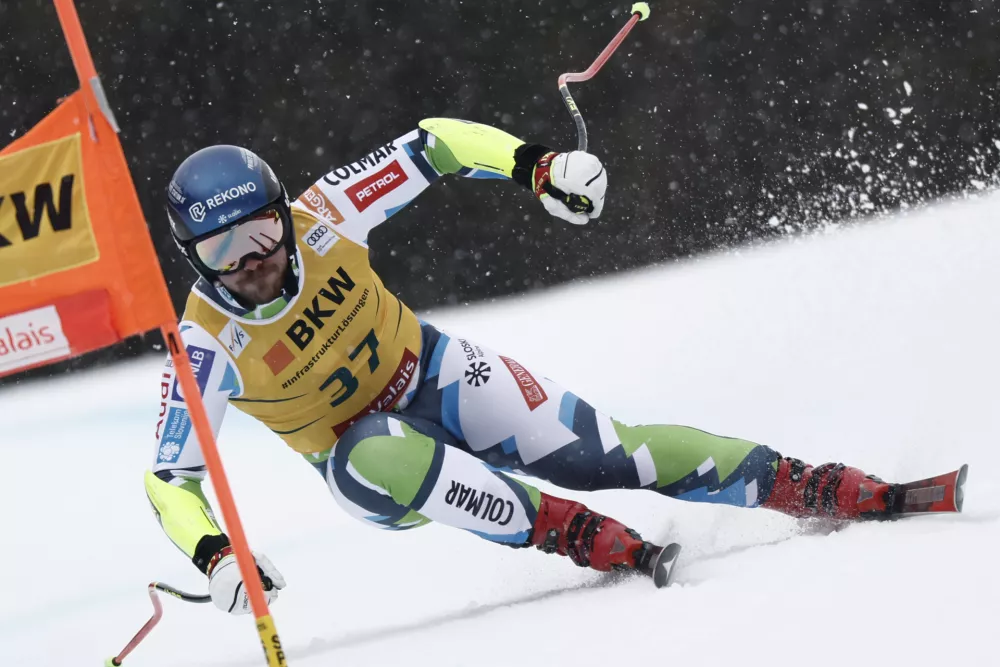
[191,209,288,275]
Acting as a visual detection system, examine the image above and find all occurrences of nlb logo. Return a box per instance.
[188,181,257,223]
[0,305,71,375]
[170,345,215,402]
[345,161,408,212]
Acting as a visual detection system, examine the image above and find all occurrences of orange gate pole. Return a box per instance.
[163,322,285,665]
[51,1,287,664]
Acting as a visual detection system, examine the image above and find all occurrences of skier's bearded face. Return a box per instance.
[217,249,288,305]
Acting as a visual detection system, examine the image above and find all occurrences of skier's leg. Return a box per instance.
[328,411,664,573]
[407,325,894,521]
[590,421,896,520]
[328,411,538,542]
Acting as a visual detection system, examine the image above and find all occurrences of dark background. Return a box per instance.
[2,0,998,384]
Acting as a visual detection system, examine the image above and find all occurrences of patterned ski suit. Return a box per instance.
[147,120,781,562]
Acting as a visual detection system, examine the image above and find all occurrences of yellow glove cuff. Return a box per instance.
[418,118,524,178]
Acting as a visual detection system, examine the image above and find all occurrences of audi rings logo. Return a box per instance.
[189,202,206,223]
[306,225,328,247]
[301,220,339,257]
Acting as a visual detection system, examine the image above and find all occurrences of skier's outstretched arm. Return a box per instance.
[292,119,608,245]
[146,322,285,614]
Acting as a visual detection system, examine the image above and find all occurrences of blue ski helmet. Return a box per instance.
[165,145,295,285]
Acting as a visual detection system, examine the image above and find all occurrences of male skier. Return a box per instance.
[152,119,899,614]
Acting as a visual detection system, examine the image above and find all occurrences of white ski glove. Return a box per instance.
[207,548,286,615]
[512,144,607,225]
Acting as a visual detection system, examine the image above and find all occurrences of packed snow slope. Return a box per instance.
[2,193,998,667]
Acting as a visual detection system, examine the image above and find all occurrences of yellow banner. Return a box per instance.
[0,133,99,287]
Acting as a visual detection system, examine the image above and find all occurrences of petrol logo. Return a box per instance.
[345,160,408,212]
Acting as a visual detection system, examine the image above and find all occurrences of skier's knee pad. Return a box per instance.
[327,413,438,530]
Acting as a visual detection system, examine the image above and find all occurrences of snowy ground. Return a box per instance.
[3,193,999,666]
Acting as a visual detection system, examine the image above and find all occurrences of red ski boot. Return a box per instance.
[763,457,899,521]
[529,492,681,587]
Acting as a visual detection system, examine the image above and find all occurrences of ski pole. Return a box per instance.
[557,2,651,152]
[105,582,211,666]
